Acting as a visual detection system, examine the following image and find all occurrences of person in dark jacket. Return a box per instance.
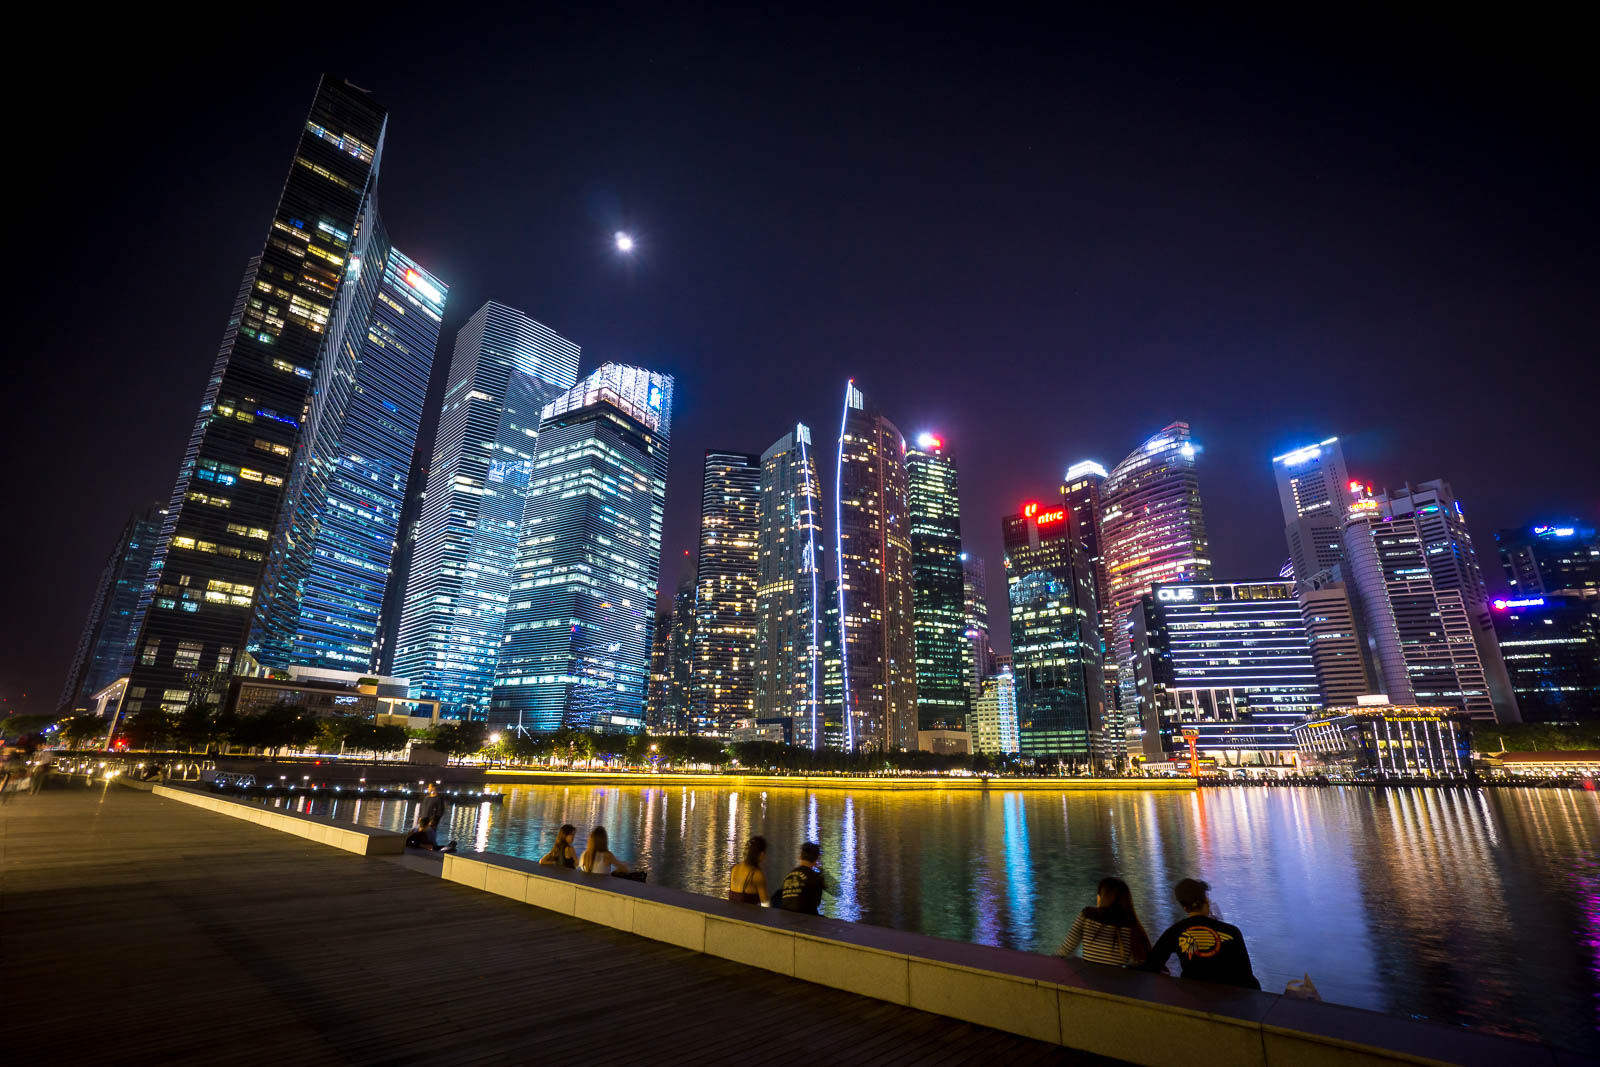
[1138,878,1260,989]
[774,842,832,915]
[417,783,446,845]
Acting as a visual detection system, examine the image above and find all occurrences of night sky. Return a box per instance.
[6,10,1595,717]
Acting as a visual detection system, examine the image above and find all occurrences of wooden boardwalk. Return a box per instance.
[2,782,1106,1065]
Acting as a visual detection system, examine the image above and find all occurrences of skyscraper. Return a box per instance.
[1061,460,1118,758]
[906,433,969,733]
[969,670,1019,755]
[962,554,995,695]
[754,425,825,747]
[1491,595,1600,722]
[58,503,164,713]
[833,382,916,751]
[249,241,447,671]
[1271,437,1352,586]
[1496,520,1599,598]
[1130,580,1321,769]
[491,364,674,733]
[1344,495,1497,720]
[1297,578,1375,706]
[645,551,697,733]
[394,302,580,720]
[126,77,388,717]
[1372,481,1519,722]
[1002,499,1105,764]
[689,450,762,735]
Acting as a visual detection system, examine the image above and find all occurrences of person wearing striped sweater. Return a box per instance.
[1056,877,1153,967]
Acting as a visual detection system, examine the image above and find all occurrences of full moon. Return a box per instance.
[614,231,635,253]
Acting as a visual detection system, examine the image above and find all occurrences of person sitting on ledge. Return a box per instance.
[1137,878,1260,989]
[540,824,577,868]
[1056,876,1152,967]
[728,835,769,905]
[405,817,457,854]
[773,841,834,915]
[577,826,631,876]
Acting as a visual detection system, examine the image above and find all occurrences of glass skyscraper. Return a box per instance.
[645,552,696,733]
[962,554,994,695]
[249,238,447,671]
[394,302,580,720]
[491,364,674,733]
[1491,595,1600,722]
[1496,520,1599,598]
[906,434,969,732]
[755,424,826,748]
[127,77,388,717]
[833,382,916,751]
[1271,437,1352,586]
[58,503,164,713]
[689,450,762,734]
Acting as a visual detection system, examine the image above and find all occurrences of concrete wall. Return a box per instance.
[439,851,1559,1067]
[151,785,403,856]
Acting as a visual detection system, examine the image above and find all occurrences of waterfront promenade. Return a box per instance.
[1,784,1094,1065]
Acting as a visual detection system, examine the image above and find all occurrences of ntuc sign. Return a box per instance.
[1157,587,1196,602]
[1021,501,1066,527]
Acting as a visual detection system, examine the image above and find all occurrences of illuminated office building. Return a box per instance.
[969,670,1019,755]
[126,78,388,717]
[833,382,916,750]
[58,503,164,713]
[1496,520,1599,598]
[963,554,995,694]
[1130,581,1321,769]
[688,451,761,735]
[1297,577,1375,706]
[645,552,697,733]
[1061,460,1119,758]
[393,302,581,720]
[491,364,674,733]
[907,433,969,731]
[250,242,447,671]
[1372,481,1519,722]
[1343,496,1496,721]
[1003,500,1105,764]
[1271,437,1352,586]
[754,425,826,747]
[1491,595,1600,722]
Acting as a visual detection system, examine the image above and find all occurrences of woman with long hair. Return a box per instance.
[577,826,631,876]
[540,824,577,868]
[727,835,769,904]
[1056,876,1153,966]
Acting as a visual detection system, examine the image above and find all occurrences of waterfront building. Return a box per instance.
[968,670,1019,755]
[819,577,846,749]
[754,425,826,747]
[1062,459,1121,762]
[1373,481,1519,721]
[250,243,447,672]
[1003,500,1105,764]
[833,382,916,751]
[1271,437,1352,586]
[59,503,166,713]
[394,302,581,720]
[1491,594,1600,722]
[126,78,388,718]
[1292,696,1471,779]
[689,451,762,735]
[1496,520,1599,598]
[906,433,969,731]
[645,552,697,733]
[1343,496,1497,720]
[962,554,995,695]
[226,665,439,727]
[1297,577,1376,706]
[1130,580,1321,769]
[491,364,674,733]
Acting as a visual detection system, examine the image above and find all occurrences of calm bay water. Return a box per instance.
[264,783,1600,1052]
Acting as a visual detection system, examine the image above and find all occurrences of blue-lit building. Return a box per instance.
[249,236,448,672]
[1496,520,1599,599]
[491,364,674,733]
[1491,594,1600,722]
[1131,580,1321,770]
[58,503,165,713]
[393,302,581,720]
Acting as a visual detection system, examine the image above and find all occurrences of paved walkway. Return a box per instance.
[2,782,1106,1065]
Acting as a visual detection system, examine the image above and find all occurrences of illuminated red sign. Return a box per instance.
[1349,479,1362,493]
[1035,508,1066,526]
[1022,502,1039,518]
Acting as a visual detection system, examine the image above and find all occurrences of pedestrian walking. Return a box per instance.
[1138,878,1260,989]
[1056,877,1153,966]
[727,835,769,904]
[28,752,53,795]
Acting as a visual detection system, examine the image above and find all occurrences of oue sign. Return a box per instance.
[1157,587,1196,602]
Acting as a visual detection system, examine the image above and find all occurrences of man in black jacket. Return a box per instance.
[417,783,446,846]
[1139,878,1261,990]
[774,842,830,915]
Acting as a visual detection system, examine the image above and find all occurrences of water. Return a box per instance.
[261,783,1600,1053]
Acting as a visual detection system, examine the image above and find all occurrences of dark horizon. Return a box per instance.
[5,9,1595,717]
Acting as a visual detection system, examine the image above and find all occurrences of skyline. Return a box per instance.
[6,11,1597,716]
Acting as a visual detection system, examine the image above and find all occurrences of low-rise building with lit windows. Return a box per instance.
[1292,696,1471,778]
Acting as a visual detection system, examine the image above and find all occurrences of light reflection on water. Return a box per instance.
[265,784,1599,1052]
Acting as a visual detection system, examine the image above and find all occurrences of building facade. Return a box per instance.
[962,554,995,695]
[645,552,697,733]
[754,425,826,747]
[1131,581,1321,769]
[127,78,389,717]
[1271,437,1352,586]
[1496,520,1599,599]
[490,365,674,734]
[1062,460,1119,760]
[1297,577,1375,706]
[1491,594,1600,722]
[58,503,165,713]
[1292,698,1471,779]
[249,242,447,672]
[906,434,969,731]
[969,670,1019,755]
[393,302,581,720]
[1003,501,1105,764]
[833,382,916,750]
[689,451,762,734]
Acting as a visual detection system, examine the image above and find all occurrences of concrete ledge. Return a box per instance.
[151,785,404,856]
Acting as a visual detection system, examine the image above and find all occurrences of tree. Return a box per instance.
[0,714,53,742]
[61,715,108,749]
[122,709,174,751]
[370,724,410,757]
[228,703,320,756]
[427,721,487,761]
[172,706,218,752]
